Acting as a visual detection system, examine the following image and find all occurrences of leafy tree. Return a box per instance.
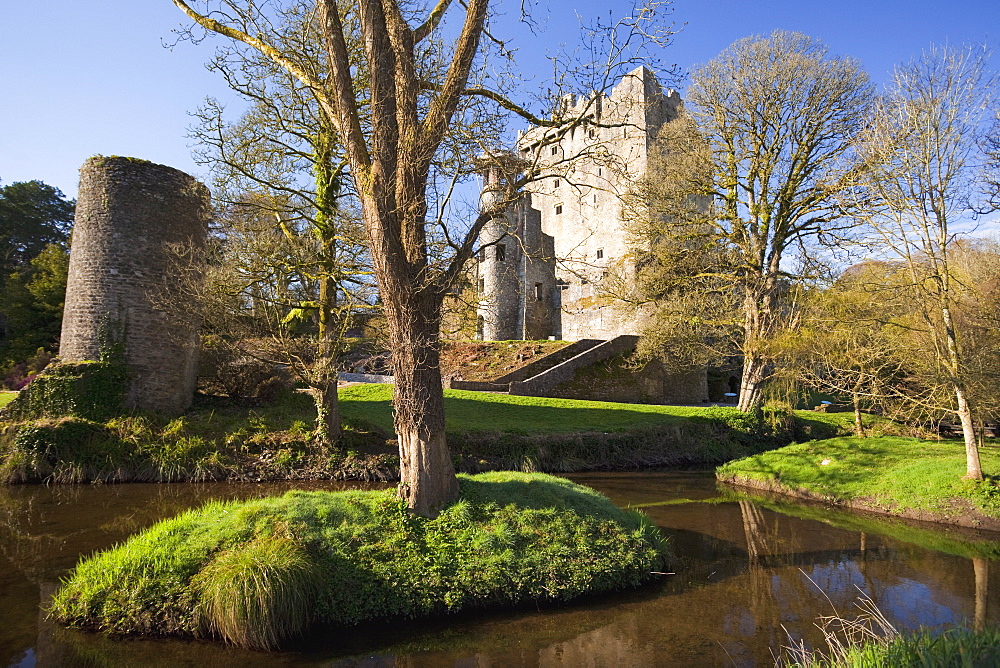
[0,180,73,277]
[0,180,73,367]
[169,0,674,515]
[852,44,998,479]
[0,243,69,367]
[626,31,873,412]
[773,261,908,436]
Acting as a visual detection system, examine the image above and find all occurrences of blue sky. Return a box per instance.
[1,0,997,224]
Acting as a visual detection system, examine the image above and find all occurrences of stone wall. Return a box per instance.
[60,156,209,416]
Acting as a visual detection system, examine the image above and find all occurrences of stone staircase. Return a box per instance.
[446,336,639,397]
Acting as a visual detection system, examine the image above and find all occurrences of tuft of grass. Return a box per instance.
[782,592,1000,668]
[50,472,669,650]
[718,436,1000,520]
[193,532,324,649]
[0,391,17,408]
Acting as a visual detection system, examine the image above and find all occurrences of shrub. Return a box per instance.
[3,361,126,422]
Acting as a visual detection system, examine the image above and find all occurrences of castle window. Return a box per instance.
[534,283,544,301]
[598,167,602,177]
[596,248,603,259]
[555,205,563,215]
[551,145,558,155]
[478,247,486,262]
[588,128,596,138]
[553,179,560,188]
[496,244,506,261]
[601,271,609,280]
[478,278,485,292]
[623,127,628,138]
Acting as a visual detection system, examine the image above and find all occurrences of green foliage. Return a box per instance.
[0,243,69,365]
[3,361,127,422]
[0,180,73,276]
[193,532,324,650]
[51,473,669,650]
[833,628,1000,668]
[718,436,1000,519]
[0,417,127,483]
[786,627,1000,668]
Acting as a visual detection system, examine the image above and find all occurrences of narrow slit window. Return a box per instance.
[551,145,558,155]
[534,283,544,301]
[553,179,560,188]
[596,249,604,259]
[478,278,485,292]
[496,244,506,262]
[555,205,563,215]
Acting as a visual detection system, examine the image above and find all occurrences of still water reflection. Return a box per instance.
[1,473,997,667]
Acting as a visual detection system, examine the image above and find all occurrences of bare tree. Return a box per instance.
[169,0,675,515]
[626,31,873,412]
[180,1,372,444]
[853,44,998,479]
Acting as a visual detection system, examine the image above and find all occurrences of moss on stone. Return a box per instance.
[3,361,126,422]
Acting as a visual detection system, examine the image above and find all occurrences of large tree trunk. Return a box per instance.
[388,291,459,517]
[737,284,777,413]
[737,354,768,412]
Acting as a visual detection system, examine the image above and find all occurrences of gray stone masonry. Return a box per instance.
[60,156,210,416]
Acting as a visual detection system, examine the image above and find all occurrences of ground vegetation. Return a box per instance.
[51,472,669,650]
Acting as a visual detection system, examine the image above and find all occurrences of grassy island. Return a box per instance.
[51,472,669,650]
[717,436,1000,529]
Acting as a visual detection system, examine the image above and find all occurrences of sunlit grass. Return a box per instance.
[51,472,669,649]
[718,436,1000,518]
[0,391,17,408]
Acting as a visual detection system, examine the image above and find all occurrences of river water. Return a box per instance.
[2,472,997,667]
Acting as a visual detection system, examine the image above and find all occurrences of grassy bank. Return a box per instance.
[0,391,16,408]
[786,626,1000,667]
[1,382,866,484]
[51,472,669,650]
[717,437,1000,529]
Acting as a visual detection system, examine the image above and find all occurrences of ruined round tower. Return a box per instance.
[60,156,210,415]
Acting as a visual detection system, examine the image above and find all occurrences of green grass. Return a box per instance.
[718,436,1000,519]
[831,628,1000,667]
[339,383,712,434]
[340,383,852,436]
[787,627,1000,667]
[0,391,17,408]
[51,472,669,650]
[3,384,862,483]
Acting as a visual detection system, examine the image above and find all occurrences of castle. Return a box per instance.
[475,66,682,342]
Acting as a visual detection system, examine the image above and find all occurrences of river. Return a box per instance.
[1,472,997,666]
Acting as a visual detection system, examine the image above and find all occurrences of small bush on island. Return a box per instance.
[50,472,669,650]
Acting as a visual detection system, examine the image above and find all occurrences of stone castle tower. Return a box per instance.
[476,66,681,342]
[60,156,210,415]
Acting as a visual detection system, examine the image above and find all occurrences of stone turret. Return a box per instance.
[60,156,210,415]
